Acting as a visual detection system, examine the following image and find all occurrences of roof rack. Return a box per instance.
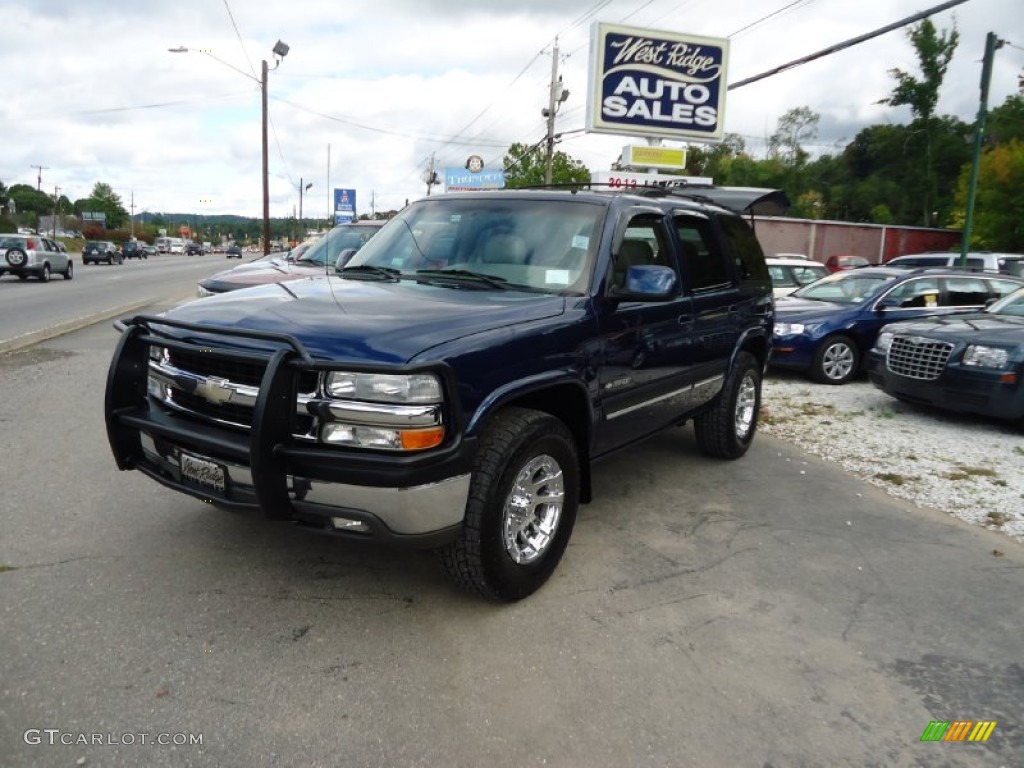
[512,181,790,216]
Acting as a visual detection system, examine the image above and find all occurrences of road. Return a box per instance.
[0,253,255,353]
[0,292,1020,767]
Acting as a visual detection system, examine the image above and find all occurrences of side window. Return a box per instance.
[990,278,1024,297]
[767,265,797,287]
[943,276,989,306]
[792,265,825,285]
[717,215,769,282]
[614,214,673,289]
[674,215,730,290]
[885,277,939,307]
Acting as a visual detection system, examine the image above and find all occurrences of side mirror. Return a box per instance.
[334,248,358,273]
[610,265,677,301]
[876,298,899,311]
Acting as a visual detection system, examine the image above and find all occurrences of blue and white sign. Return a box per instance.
[444,167,505,192]
[334,188,357,224]
[586,22,729,142]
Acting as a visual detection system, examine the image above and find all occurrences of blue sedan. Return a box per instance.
[770,267,1024,384]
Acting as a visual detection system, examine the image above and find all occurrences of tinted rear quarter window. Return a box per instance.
[718,215,769,282]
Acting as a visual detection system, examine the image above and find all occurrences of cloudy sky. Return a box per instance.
[2,0,1021,220]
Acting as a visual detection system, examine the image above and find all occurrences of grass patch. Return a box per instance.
[0,564,17,573]
[875,472,914,486]
[1014,446,1024,457]
[987,510,1012,526]
[943,465,999,482]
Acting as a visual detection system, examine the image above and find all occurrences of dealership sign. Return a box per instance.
[586,22,729,142]
[334,188,356,224]
[444,167,505,192]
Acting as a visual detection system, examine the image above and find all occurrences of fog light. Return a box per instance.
[320,423,444,451]
[331,517,370,533]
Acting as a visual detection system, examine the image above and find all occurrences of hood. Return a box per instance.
[200,259,328,290]
[774,296,850,321]
[163,276,566,363]
[883,312,1024,343]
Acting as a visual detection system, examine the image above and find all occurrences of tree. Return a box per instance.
[502,142,590,187]
[77,182,129,229]
[953,138,1024,251]
[768,106,820,166]
[879,18,959,226]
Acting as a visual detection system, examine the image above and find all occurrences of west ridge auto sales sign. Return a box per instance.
[586,22,729,142]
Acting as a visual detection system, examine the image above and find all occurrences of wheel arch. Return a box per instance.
[466,376,594,504]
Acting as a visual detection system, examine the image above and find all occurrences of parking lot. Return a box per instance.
[1,308,1020,767]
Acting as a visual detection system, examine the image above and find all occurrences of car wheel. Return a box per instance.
[812,335,860,385]
[694,350,761,460]
[438,407,579,602]
[63,261,73,280]
[40,264,50,282]
[6,247,27,267]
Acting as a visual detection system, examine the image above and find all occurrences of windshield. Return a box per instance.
[297,225,380,267]
[987,286,1024,316]
[345,197,605,295]
[791,271,893,305]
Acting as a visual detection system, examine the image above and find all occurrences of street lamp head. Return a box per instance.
[304,182,313,192]
[272,40,290,59]
[168,46,188,53]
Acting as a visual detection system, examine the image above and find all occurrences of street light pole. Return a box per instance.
[261,58,270,256]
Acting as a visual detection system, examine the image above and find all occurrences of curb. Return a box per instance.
[0,299,153,355]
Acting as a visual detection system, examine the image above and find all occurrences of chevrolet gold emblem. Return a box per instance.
[195,376,234,404]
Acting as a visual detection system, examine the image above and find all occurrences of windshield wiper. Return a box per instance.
[415,269,508,290]
[338,265,401,281]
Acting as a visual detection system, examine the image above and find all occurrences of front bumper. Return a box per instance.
[105,317,475,547]
[867,351,1024,422]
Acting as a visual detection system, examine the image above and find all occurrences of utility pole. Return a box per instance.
[53,186,60,237]
[130,190,136,239]
[960,32,1003,264]
[542,39,569,185]
[424,153,439,196]
[31,164,48,191]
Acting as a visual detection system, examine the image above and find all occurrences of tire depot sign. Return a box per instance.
[586,22,729,142]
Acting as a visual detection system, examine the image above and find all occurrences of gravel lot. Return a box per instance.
[760,371,1024,544]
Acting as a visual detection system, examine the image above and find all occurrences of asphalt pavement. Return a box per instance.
[0,299,1021,767]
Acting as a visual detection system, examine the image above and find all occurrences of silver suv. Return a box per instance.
[886,251,1024,276]
[0,233,73,282]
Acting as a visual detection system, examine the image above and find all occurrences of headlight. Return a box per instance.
[875,331,894,353]
[325,371,441,403]
[196,283,215,297]
[962,345,1009,369]
[774,322,806,336]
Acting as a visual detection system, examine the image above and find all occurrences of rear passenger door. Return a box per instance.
[672,212,742,408]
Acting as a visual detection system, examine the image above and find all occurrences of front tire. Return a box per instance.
[40,264,51,283]
[63,261,73,280]
[439,407,579,602]
[694,351,761,460]
[811,334,859,385]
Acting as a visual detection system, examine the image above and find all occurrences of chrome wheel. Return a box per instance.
[734,370,757,439]
[821,341,855,381]
[502,454,565,564]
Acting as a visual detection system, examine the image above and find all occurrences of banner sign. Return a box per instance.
[586,22,729,142]
[334,188,357,224]
[591,170,713,189]
[81,211,107,227]
[444,167,505,192]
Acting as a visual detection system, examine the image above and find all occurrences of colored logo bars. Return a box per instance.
[920,720,997,742]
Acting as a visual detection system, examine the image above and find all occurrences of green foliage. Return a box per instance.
[76,182,129,229]
[502,142,590,187]
[954,139,1024,251]
[880,19,959,122]
[768,107,820,166]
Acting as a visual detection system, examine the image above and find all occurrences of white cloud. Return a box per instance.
[2,0,1020,217]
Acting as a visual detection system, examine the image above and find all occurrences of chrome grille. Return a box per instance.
[886,336,954,380]
[150,344,319,437]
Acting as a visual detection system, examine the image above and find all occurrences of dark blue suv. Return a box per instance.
[771,267,1024,384]
[104,186,782,600]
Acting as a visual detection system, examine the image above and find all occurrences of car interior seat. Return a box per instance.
[480,232,530,266]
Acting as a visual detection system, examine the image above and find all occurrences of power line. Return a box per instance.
[728,0,971,90]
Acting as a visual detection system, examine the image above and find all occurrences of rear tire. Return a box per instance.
[694,351,761,460]
[439,407,579,602]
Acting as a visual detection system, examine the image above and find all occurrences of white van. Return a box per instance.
[887,251,1024,276]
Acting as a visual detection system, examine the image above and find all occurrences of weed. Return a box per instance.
[987,510,1012,527]
[943,465,998,482]
[876,472,913,486]
[1014,446,1024,457]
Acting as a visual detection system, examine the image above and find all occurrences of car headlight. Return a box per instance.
[325,371,441,403]
[962,345,1009,369]
[774,322,806,336]
[875,331,894,353]
[196,283,215,297]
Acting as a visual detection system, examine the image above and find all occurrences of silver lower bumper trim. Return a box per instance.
[139,433,469,536]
